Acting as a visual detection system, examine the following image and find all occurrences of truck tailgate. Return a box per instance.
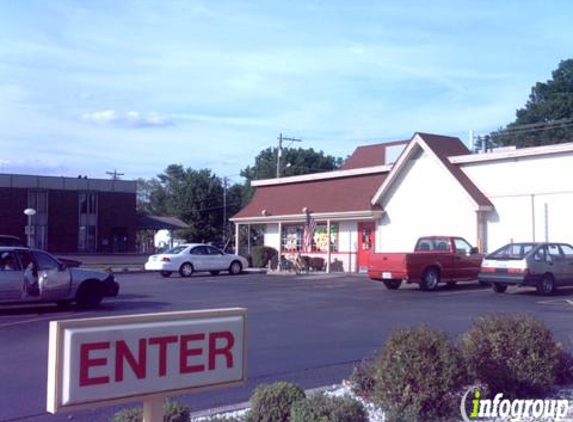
[367,253,408,281]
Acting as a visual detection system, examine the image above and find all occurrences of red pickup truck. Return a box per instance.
[368,236,483,291]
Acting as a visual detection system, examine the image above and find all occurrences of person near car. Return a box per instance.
[23,261,40,297]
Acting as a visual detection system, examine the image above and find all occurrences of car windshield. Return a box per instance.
[164,246,188,254]
[486,243,537,260]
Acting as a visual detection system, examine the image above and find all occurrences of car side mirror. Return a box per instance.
[58,262,67,271]
[469,247,479,255]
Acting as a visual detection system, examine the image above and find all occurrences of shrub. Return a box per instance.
[462,314,562,397]
[372,326,465,422]
[111,400,190,422]
[349,358,377,400]
[248,382,305,422]
[289,392,368,422]
[556,350,573,385]
[250,247,278,268]
[309,257,325,271]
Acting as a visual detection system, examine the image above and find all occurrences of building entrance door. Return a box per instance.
[357,222,375,272]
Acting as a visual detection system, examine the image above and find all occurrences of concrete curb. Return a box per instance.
[189,384,342,419]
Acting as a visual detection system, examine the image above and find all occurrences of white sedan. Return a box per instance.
[144,244,249,278]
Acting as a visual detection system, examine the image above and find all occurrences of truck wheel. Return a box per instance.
[492,283,507,293]
[420,268,440,291]
[75,281,103,309]
[537,274,555,295]
[383,280,402,290]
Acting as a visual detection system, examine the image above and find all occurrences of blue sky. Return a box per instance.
[1,1,572,183]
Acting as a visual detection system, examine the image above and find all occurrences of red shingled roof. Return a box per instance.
[342,140,409,170]
[233,173,387,219]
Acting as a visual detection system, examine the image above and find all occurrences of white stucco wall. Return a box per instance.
[377,149,477,252]
[461,153,573,251]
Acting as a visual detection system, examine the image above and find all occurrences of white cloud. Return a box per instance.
[81,110,173,128]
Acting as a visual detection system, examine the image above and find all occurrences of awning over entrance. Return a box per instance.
[136,215,189,230]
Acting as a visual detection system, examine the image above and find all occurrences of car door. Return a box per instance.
[546,244,568,286]
[31,251,72,300]
[206,246,229,270]
[0,250,24,302]
[189,246,209,271]
[452,238,481,280]
[557,244,573,285]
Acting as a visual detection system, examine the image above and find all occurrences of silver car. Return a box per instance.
[479,242,573,295]
[0,247,119,308]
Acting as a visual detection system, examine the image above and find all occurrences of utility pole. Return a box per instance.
[276,133,302,178]
[106,169,124,180]
[222,176,228,242]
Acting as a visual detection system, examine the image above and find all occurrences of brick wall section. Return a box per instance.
[48,190,79,253]
[0,187,28,241]
[97,192,137,252]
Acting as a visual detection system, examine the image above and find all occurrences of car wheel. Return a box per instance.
[537,274,555,295]
[179,263,194,278]
[209,271,220,276]
[229,260,242,275]
[160,271,172,278]
[382,280,402,290]
[492,283,507,293]
[75,281,103,309]
[420,268,440,291]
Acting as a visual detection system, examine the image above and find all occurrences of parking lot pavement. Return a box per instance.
[0,272,572,422]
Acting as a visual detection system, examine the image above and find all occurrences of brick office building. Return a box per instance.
[0,174,137,253]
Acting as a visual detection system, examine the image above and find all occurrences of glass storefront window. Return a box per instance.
[281,223,338,253]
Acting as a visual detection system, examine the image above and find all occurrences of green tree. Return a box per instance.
[490,59,573,148]
[138,165,243,242]
[240,147,344,204]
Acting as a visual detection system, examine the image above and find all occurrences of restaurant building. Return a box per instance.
[231,132,573,271]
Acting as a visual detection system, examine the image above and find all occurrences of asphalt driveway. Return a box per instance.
[0,272,572,422]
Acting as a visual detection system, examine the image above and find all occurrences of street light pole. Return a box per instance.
[24,208,37,247]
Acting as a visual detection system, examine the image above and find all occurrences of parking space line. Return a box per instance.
[0,311,94,329]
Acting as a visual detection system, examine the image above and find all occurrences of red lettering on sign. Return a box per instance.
[149,335,178,377]
[79,342,110,386]
[179,334,205,374]
[115,339,147,382]
[209,331,235,370]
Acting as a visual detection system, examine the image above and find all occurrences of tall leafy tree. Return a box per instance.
[489,59,573,148]
[138,165,242,242]
[240,147,344,204]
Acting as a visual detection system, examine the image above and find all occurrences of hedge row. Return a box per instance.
[350,314,573,422]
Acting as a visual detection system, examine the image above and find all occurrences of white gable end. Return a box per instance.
[376,148,477,252]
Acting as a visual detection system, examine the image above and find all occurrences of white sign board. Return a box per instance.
[47,308,247,413]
